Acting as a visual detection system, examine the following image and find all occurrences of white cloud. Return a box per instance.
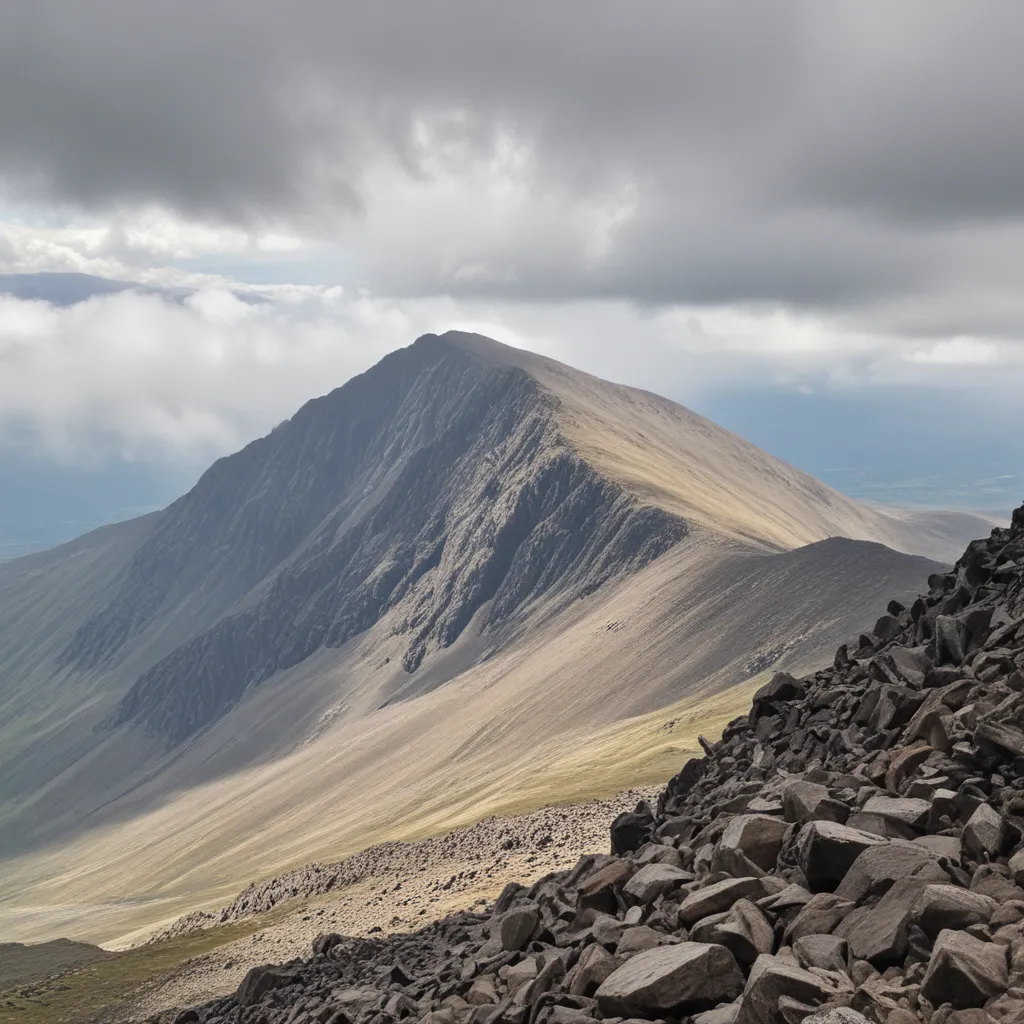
[0,279,1019,468]
[907,336,999,365]
[0,207,310,288]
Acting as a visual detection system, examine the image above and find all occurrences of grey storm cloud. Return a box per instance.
[3,1,1024,320]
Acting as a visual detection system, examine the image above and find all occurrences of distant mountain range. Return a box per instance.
[0,331,999,946]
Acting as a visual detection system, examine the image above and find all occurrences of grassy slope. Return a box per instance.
[0,675,765,1022]
[0,916,281,1024]
[1,526,937,949]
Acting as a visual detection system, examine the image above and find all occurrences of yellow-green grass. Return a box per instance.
[372,673,769,840]
[0,908,299,1024]
[0,676,766,1021]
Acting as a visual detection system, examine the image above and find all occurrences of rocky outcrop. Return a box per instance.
[157,505,1024,1024]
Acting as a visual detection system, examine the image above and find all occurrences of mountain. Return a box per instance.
[0,332,994,946]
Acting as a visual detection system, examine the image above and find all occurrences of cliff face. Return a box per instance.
[61,334,685,745]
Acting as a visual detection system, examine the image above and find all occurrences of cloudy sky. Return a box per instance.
[1,2,1022,552]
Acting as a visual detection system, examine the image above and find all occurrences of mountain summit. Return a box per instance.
[0,332,993,945]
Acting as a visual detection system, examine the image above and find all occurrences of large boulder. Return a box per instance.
[796,821,888,892]
[595,942,744,1016]
[566,943,617,997]
[499,907,539,951]
[577,858,635,913]
[782,780,848,825]
[848,796,930,839]
[623,863,692,905]
[678,877,767,926]
[793,934,849,974]
[835,841,945,903]
[611,804,654,855]
[236,965,296,1007]
[736,954,848,1024]
[713,815,790,876]
[908,884,996,939]
[921,929,1009,1009]
[784,893,856,943]
[689,898,774,966]
[961,803,1006,862]
[834,878,925,967]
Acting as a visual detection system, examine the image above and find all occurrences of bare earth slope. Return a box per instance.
[0,331,990,947]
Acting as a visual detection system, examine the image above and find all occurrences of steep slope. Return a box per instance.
[432,333,987,557]
[0,532,944,946]
[53,333,987,747]
[0,330,994,946]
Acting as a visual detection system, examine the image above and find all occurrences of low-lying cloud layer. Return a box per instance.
[1,285,1020,466]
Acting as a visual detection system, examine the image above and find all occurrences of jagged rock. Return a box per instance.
[886,744,934,794]
[594,942,745,1016]
[566,944,616,998]
[802,1011,871,1024]
[467,975,500,1005]
[935,616,967,665]
[611,805,654,855]
[921,929,1009,1009]
[793,934,849,974]
[962,804,1006,862]
[577,859,634,913]
[505,958,540,996]
[689,898,774,966]
[236,965,296,1007]
[616,925,669,954]
[312,932,344,956]
[835,841,944,903]
[796,821,889,891]
[1008,849,1024,887]
[692,1005,741,1024]
[976,721,1024,759]
[909,884,996,939]
[970,865,1024,903]
[713,814,790,876]
[736,954,846,1024]
[916,834,963,863]
[678,877,767,926]
[835,878,927,966]
[848,795,931,839]
[622,863,692,904]
[784,893,856,943]
[499,907,538,951]
[783,781,849,825]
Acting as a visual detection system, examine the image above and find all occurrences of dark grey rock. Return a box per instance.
[622,863,691,905]
[793,934,849,974]
[796,821,888,892]
[236,965,296,1007]
[736,954,846,1024]
[594,942,744,1017]
[921,928,1009,1009]
[678,877,766,926]
[909,884,996,939]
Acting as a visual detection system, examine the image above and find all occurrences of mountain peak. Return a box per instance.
[412,329,548,371]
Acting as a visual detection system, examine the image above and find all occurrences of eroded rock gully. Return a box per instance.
[157,504,1024,1024]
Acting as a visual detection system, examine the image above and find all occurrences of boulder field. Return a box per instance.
[162,504,1024,1024]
